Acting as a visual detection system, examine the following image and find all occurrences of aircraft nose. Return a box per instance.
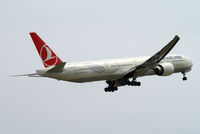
[186,57,193,68]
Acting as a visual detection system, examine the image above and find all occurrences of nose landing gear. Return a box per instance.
[182,72,187,81]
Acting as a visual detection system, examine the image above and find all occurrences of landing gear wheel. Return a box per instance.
[104,88,108,92]
[182,77,187,81]
[137,82,141,86]
[130,82,135,86]
[113,87,118,91]
[104,87,118,92]
[105,80,118,92]
[130,81,141,86]
[127,82,131,86]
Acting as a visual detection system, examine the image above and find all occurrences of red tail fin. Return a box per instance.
[30,32,62,68]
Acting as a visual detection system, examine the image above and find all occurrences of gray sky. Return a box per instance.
[0,0,200,134]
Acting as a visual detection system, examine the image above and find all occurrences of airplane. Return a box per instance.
[12,32,193,92]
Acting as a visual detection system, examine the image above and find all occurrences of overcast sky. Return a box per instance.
[0,0,200,134]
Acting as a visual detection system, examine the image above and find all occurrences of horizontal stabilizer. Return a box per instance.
[9,73,40,77]
[47,62,66,73]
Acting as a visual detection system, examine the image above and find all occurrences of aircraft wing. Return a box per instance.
[124,35,180,79]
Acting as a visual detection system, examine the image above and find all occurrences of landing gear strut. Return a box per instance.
[182,72,187,81]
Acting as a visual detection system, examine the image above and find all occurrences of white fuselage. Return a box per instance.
[36,54,193,83]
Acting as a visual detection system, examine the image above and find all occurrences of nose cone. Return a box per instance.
[187,57,193,68]
[185,56,193,69]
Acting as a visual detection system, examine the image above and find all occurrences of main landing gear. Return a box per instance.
[127,80,141,86]
[182,72,187,81]
[104,79,141,92]
[104,81,118,92]
[104,87,118,92]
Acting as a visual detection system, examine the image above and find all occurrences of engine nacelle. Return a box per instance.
[154,62,174,76]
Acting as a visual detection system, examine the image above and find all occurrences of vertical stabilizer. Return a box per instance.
[30,32,62,68]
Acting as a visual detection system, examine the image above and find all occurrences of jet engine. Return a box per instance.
[154,62,174,76]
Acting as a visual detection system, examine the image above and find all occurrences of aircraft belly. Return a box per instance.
[69,75,122,82]
[50,69,122,83]
[64,72,122,82]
